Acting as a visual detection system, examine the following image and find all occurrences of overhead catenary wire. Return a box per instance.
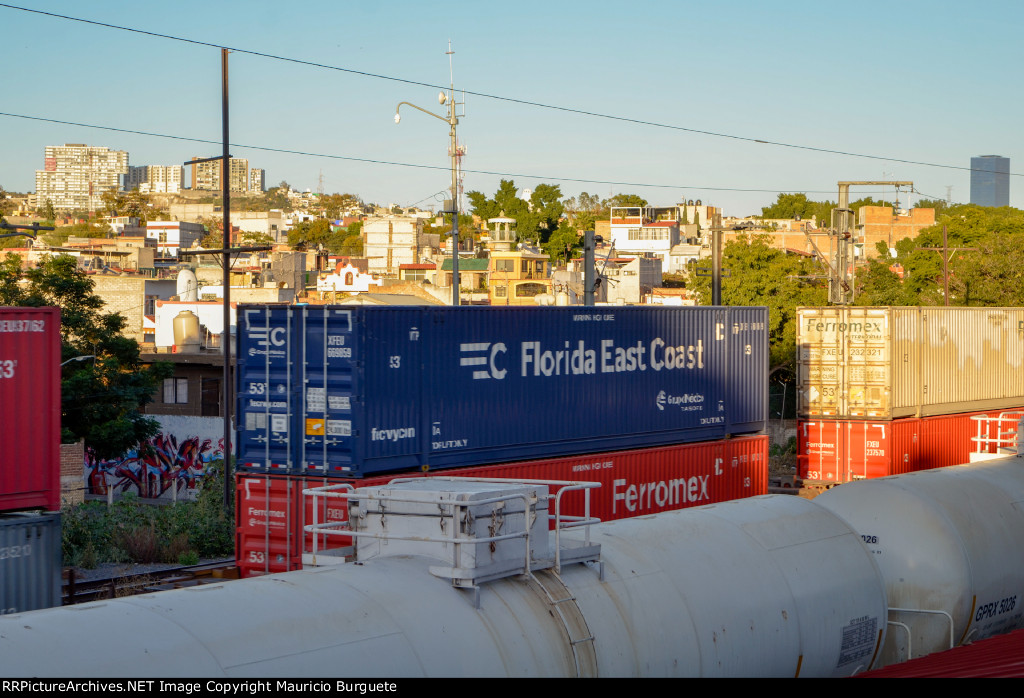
[0,111,917,198]
[1,3,1021,180]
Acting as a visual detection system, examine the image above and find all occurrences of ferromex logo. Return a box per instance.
[613,475,710,513]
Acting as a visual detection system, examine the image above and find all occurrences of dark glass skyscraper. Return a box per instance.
[970,155,1010,207]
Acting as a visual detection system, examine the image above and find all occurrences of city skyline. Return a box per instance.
[2,1,1024,217]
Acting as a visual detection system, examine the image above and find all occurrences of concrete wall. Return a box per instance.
[84,415,227,503]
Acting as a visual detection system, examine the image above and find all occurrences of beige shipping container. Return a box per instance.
[797,306,1024,419]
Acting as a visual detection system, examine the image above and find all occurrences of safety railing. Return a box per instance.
[970,411,1024,456]
[302,477,602,581]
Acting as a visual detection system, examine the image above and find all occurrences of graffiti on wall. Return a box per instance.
[86,418,226,501]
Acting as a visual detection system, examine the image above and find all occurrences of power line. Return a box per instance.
[2,3,1020,179]
[0,111,847,194]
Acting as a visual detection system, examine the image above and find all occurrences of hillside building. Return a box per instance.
[34,144,129,213]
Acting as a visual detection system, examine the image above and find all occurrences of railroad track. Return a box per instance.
[62,559,239,605]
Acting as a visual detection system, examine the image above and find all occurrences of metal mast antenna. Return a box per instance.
[395,42,463,304]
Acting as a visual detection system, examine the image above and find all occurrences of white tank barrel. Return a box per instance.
[815,457,1024,666]
[0,493,886,678]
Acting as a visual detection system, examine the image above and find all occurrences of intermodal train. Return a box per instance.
[0,456,1021,678]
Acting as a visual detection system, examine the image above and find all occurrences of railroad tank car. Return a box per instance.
[3,458,1022,678]
[815,457,1024,667]
[0,491,886,678]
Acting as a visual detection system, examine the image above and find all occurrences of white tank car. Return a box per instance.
[0,484,888,678]
[815,457,1024,666]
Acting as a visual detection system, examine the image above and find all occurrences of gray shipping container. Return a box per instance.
[798,306,1024,419]
[0,512,61,614]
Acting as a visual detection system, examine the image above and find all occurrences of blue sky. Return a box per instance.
[2,0,1023,217]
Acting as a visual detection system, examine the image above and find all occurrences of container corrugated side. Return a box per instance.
[236,306,768,478]
[0,512,61,613]
[236,435,768,577]
[235,306,296,474]
[798,307,1024,420]
[0,308,61,512]
[797,408,1020,484]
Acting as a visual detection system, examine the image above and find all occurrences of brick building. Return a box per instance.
[857,206,936,257]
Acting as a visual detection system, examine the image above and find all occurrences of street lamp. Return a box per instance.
[61,355,95,367]
[395,86,461,306]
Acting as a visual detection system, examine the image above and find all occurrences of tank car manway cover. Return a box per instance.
[317,478,602,587]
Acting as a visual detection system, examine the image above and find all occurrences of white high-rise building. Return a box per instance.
[35,144,129,212]
[250,168,266,193]
[124,165,185,194]
[190,157,250,192]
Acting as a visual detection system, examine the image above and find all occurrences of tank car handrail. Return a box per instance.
[305,489,539,579]
[887,607,955,660]
[970,412,1024,455]
[302,479,602,582]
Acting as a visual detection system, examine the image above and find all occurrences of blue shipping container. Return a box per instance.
[236,306,768,477]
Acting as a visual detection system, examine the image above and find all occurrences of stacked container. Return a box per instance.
[236,435,769,577]
[234,304,770,577]
[0,308,63,612]
[797,306,1024,485]
[236,305,769,477]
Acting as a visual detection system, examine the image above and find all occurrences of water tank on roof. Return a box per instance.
[172,310,201,353]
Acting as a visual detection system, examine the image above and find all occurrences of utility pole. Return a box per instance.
[918,225,976,306]
[830,181,913,304]
[180,49,271,508]
[395,42,464,306]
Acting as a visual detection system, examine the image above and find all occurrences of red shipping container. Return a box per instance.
[237,435,768,577]
[797,408,1021,485]
[0,308,61,513]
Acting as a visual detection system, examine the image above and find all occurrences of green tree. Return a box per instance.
[543,223,582,266]
[263,186,293,212]
[688,234,828,379]
[338,234,363,256]
[856,203,1024,307]
[0,253,171,459]
[287,218,356,253]
[0,187,13,217]
[761,193,832,222]
[605,193,648,210]
[467,180,563,244]
[318,193,361,219]
[241,231,274,247]
[914,198,950,217]
[99,188,162,223]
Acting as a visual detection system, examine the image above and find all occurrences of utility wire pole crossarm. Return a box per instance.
[830,180,914,305]
[394,42,464,306]
[917,224,977,307]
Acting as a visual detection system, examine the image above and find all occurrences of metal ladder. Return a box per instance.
[527,568,598,678]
